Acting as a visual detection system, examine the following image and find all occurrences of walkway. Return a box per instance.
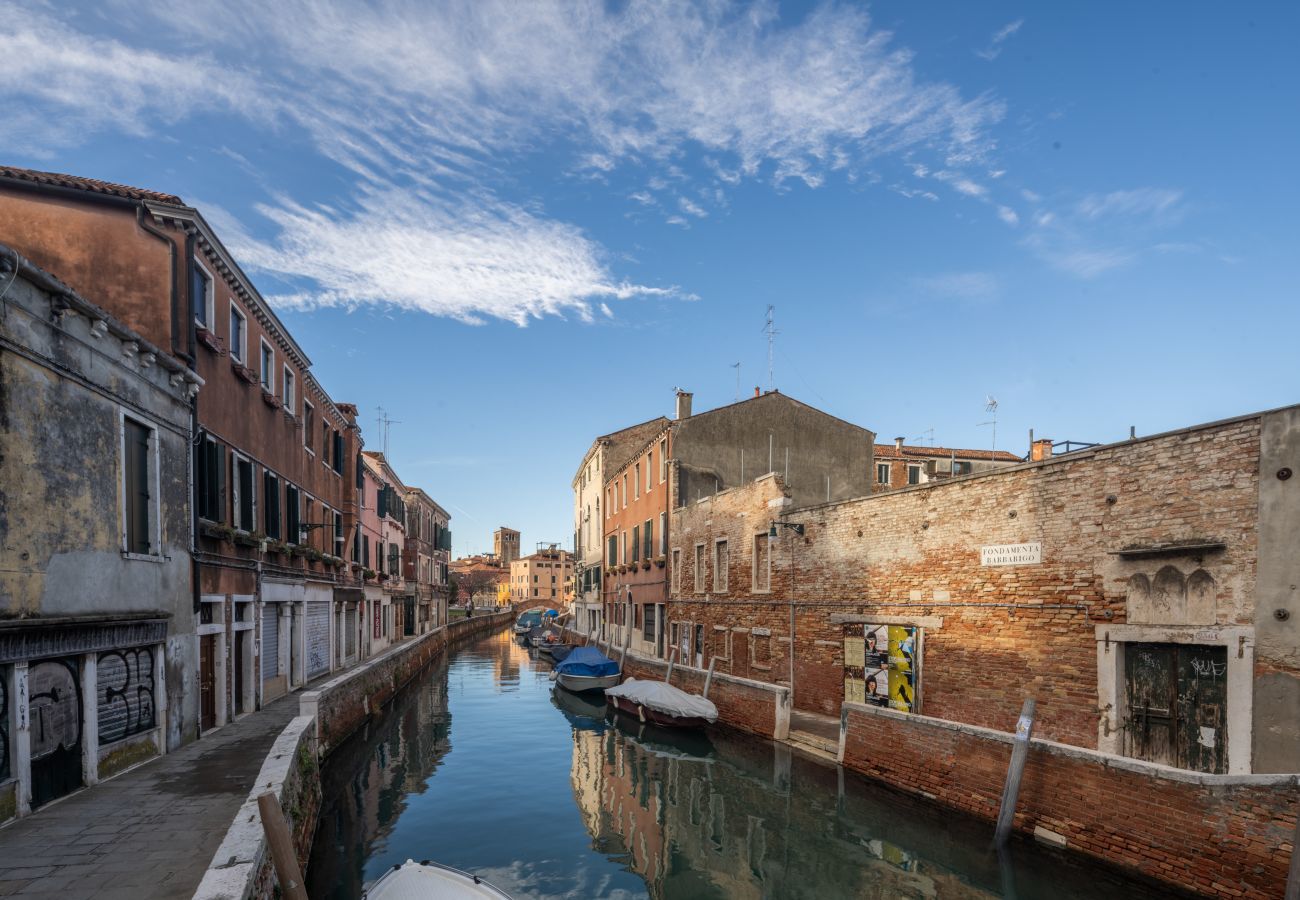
[0,691,303,899]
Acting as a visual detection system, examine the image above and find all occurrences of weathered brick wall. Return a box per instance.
[840,702,1297,899]
[671,417,1264,744]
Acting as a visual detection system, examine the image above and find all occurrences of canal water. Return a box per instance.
[307,628,1185,899]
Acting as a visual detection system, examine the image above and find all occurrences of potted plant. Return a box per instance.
[265,539,286,556]
[362,568,377,581]
[199,520,235,542]
[305,548,324,563]
[233,530,261,548]
[654,555,666,568]
[641,558,651,570]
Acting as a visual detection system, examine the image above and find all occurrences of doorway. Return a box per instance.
[1125,643,1227,774]
[29,657,83,809]
[199,635,217,731]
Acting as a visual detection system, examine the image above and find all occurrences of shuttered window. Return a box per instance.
[123,418,153,554]
[285,484,301,544]
[264,472,281,539]
[235,457,255,531]
[197,437,226,523]
[643,519,653,559]
[608,535,617,566]
[332,432,344,474]
[632,525,640,562]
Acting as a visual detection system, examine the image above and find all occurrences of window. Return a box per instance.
[660,439,668,482]
[671,549,681,592]
[282,365,295,412]
[332,431,344,474]
[122,417,157,555]
[643,604,655,641]
[643,519,653,560]
[753,534,771,592]
[229,305,246,362]
[659,512,667,555]
[260,340,275,391]
[634,463,640,499]
[953,460,973,476]
[622,475,628,508]
[714,540,729,592]
[332,511,343,556]
[751,630,773,670]
[877,462,890,484]
[388,544,400,576]
[197,435,226,523]
[646,452,653,491]
[607,488,613,517]
[621,531,627,564]
[192,260,214,327]
[263,471,281,539]
[285,484,301,544]
[233,455,255,532]
[303,402,315,454]
[607,535,617,567]
[632,525,640,562]
[907,465,921,485]
[694,544,706,593]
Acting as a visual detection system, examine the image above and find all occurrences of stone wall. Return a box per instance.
[839,702,1298,899]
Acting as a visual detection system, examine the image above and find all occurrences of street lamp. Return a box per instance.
[769,520,804,698]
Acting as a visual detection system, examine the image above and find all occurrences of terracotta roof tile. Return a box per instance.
[0,165,183,205]
[874,444,1023,463]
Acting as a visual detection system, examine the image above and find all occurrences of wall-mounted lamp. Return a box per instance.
[769,520,805,538]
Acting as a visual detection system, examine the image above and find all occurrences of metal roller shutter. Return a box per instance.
[306,602,331,679]
[261,605,279,681]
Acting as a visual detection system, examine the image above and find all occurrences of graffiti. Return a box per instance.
[0,674,8,780]
[97,647,156,745]
[1190,657,1226,679]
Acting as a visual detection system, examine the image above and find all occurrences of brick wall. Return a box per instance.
[670,416,1266,745]
[840,702,1297,899]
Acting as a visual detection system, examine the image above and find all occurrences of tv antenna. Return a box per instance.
[977,396,998,455]
[762,305,778,391]
[376,405,402,456]
[912,427,936,447]
[731,362,741,401]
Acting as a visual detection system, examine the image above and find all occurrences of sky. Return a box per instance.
[3,2,1297,556]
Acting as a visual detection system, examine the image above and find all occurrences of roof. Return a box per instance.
[874,443,1023,463]
[0,165,184,205]
[575,415,672,485]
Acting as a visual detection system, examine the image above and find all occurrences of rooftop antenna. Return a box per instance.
[731,362,741,401]
[912,427,936,447]
[762,305,778,392]
[977,395,999,455]
[376,406,402,456]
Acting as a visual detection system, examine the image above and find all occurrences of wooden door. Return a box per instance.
[200,634,217,731]
[29,658,83,808]
[1125,643,1227,773]
[233,632,246,716]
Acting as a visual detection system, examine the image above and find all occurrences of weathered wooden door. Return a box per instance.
[29,658,83,808]
[200,634,217,731]
[233,632,246,715]
[1124,643,1227,774]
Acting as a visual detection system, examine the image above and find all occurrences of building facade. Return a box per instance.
[361,453,408,652]
[493,527,521,567]
[668,405,1300,775]
[509,548,573,608]
[404,488,451,633]
[0,245,202,822]
[872,437,1023,491]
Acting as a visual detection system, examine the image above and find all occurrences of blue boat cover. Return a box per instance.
[554,646,620,677]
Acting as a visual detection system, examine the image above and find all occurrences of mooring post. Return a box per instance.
[665,645,677,684]
[1285,777,1300,900]
[703,656,718,698]
[258,791,309,900]
[994,698,1036,847]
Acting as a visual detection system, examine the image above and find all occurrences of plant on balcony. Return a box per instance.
[654,555,666,568]
[261,389,282,409]
[640,559,651,570]
[233,531,260,548]
[231,361,258,385]
[362,568,376,580]
[305,548,324,563]
[195,326,226,355]
[199,520,235,542]
[265,540,287,555]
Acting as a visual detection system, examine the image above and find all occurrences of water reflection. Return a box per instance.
[308,629,1184,899]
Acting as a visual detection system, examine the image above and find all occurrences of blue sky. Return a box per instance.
[3,2,1296,556]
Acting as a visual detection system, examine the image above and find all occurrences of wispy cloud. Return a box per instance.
[913,272,1000,301]
[1077,188,1183,221]
[1019,186,1188,278]
[975,19,1024,61]
[997,206,1019,226]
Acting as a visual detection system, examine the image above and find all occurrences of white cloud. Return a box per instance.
[677,196,707,218]
[913,272,1000,300]
[997,206,1019,226]
[1077,188,1183,221]
[975,19,1024,61]
[223,187,677,326]
[1047,248,1135,278]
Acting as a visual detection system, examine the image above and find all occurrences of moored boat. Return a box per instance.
[364,859,512,899]
[605,677,718,729]
[552,646,621,693]
[513,610,543,635]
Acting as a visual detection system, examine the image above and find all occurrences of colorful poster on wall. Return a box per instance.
[842,623,920,713]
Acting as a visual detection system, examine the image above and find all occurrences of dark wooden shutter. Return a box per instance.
[215,443,226,524]
[333,432,344,473]
[124,419,151,554]
[378,485,388,519]
[237,459,254,530]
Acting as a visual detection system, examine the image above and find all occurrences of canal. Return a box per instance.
[307,627,1186,899]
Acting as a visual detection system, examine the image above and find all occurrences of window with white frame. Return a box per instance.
[646,452,653,491]
[634,463,640,499]
[876,462,890,484]
[658,512,667,556]
[192,259,214,328]
[659,439,668,482]
[622,474,628,508]
[232,453,256,532]
[694,543,706,593]
[229,304,246,362]
[303,401,315,454]
[282,365,295,412]
[260,340,275,391]
[907,464,921,485]
[121,414,160,556]
[714,539,729,592]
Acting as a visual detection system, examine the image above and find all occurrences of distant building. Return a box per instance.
[449,554,509,607]
[0,244,201,821]
[872,437,1022,491]
[509,547,572,608]
[493,527,521,567]
[404,488,451,632]
[361,453,408,652]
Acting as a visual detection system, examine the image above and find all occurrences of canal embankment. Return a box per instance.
[573,630,1299,900]
[192,608,520,900]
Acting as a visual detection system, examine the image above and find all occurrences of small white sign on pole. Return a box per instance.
[980,542,1042,566]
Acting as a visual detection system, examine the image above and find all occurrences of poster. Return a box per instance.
[842,623,920,713]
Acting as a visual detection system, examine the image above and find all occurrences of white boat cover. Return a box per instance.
[365,859,513,899]
[605,678,718,722]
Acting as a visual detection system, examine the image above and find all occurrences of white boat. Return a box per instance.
[364,859,512,899]
[556,671,621,692]
[605,677,718,729]
[551,646,622,694]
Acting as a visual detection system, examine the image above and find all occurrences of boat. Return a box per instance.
[605,677,718,729]
[547,643,574,662]
[552,646,621,693]
[550,683,609,728]
[513,610,543,635]
[364,859,512,899]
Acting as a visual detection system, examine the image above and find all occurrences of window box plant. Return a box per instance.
[287,544,305,559]
[199,520,234,542]
[362,568,377,580]
[654,555,666,568]
[305,548,324,563]
[233,531,261,548]
[265,540,287,555]
[641,559,651,570]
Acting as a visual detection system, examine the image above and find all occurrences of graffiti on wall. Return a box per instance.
[97,647,156,745]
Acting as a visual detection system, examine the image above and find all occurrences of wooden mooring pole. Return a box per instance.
[703,656,718,698]
[258,791,309,900]
[994,698,1036,848]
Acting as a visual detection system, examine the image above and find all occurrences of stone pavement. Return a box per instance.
[0,692,303,899]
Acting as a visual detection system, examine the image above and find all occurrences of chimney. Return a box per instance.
[675,390,693,420]
[894,436,905,452]
[754,386,761,398]
[1031,439,1053,461]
